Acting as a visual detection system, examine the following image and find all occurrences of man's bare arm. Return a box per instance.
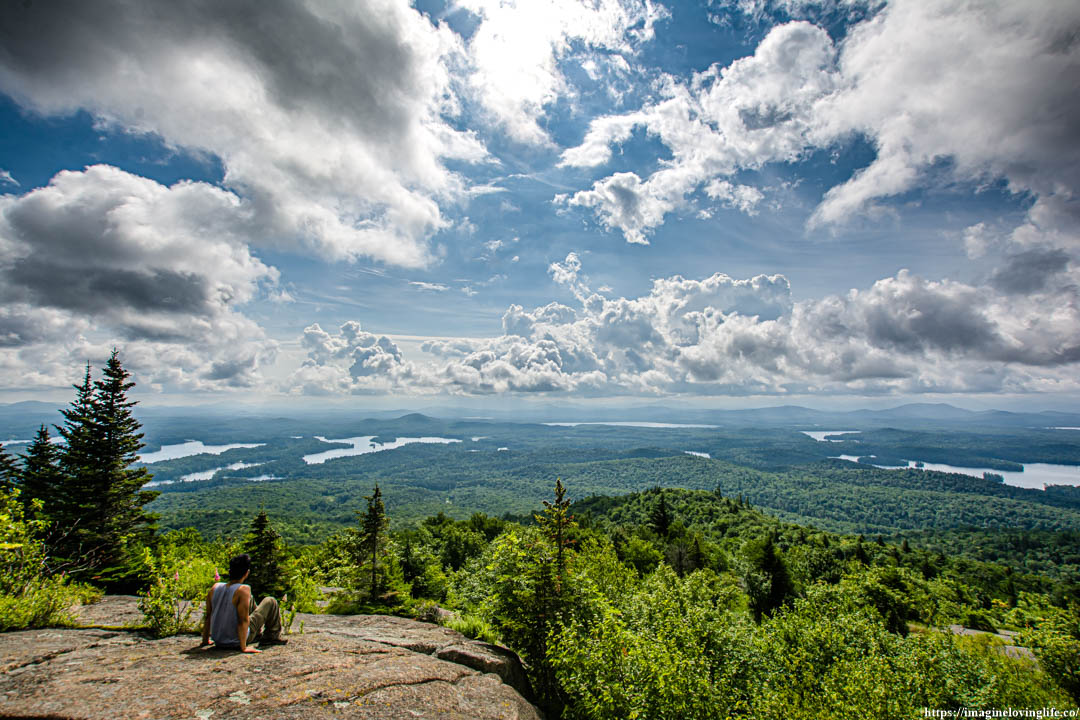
[200,587,214,645]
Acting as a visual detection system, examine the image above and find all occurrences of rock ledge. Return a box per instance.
[0,596,541,720]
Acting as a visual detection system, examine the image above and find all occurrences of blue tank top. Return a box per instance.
[209,582,251,647]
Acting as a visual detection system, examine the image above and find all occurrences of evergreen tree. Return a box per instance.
[356,485,388,601]
[53,352,158,578]
[243,511,286,599]
[53,363,101,562]
[536,477,575,592]
[688,535,706,572]
[93,349,157,551]
[666,541,690,577]
[0,444,19,492]
[739,533,794,622]
[531,479,580,714]
[853,537,869,564]
[649,490,672,539]
[19,425,62,513]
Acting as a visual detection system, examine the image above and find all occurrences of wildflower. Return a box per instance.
[214,571,221,582]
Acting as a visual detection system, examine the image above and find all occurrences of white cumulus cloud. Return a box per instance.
[288,252,1080,397]
[0,0,490,267]
[459,0,668,145]
[0,166,279,390]
[561,1,1080,245]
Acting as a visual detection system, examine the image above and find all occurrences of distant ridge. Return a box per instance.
[2,401,1080,440]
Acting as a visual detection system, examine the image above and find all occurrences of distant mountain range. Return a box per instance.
[2,399,1079,441]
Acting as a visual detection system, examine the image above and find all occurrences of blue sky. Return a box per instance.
[0,0,1077,409]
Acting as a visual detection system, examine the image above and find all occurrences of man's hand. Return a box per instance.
[241,646,261,654]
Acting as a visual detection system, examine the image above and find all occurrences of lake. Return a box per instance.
[303,436,461,464]
[802,430,861,442]
[179,461,263,482]
[545,421,719,428]
[831,455,1080,490]
[139,441,266,463]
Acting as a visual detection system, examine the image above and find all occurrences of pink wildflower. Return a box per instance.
[214,571,221,582]
[174,570,180,582]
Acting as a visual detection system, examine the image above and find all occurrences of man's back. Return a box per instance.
[209,582,247,647]
[201,554,285,652]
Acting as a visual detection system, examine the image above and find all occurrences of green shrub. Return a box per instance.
[1020,604,1080,703]
[135,533,223,637]
[0,489,97,631]
[283,562,323,615]
[963,609,998,633]
[443,612,500,645]
[138,570,196,637]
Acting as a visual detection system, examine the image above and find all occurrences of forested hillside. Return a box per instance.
[147,445,1080,544]
[4,366,1080,718]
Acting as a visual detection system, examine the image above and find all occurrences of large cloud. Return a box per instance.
[0,0,487,266]
[459,0,667,145]
[289,322,415,395]
[560,0,1080,242]
[0,166,278,390]
[289,253,1080,397]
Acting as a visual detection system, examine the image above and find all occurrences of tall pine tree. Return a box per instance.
[54,363,101,563]
[20,425,62,513]
[535,477,575,593]
[242,511,286,599]
[93,349,157,560]
[53,352,158,578]
[356,485,388,601]
[649,489,672,539]
[0,443,20,492]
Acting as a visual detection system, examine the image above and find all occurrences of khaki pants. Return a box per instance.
[247,596,283,642]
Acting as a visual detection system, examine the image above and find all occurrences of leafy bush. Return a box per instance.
[138,570,196,637]
[551,564,747,720]
[282,561,323,614]
[135,531,225,637]
[442,612,499,645]
[0,489,98,631]
[1018,602,1080,702]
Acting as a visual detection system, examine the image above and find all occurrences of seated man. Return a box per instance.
[200,553,287,652]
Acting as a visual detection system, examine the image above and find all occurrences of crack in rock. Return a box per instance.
[3,648,79,674]
[346,672,472,701]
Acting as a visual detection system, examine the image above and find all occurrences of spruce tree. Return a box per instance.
[0,443,20,492]
[20,425,62,513]
[740,533,794,622]
[243,511,286,599]
[649,490,672,539]
[92,349,157,557]
[536,477,575,592]
[54,363,101,562]
[53,352,158,577]
[357,485,388,601]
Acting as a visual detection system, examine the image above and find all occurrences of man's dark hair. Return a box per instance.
[228,553,251,582]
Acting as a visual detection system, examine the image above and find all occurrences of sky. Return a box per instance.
[0,0,1078,411]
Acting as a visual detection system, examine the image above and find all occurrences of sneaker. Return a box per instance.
[260,636,289,646]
